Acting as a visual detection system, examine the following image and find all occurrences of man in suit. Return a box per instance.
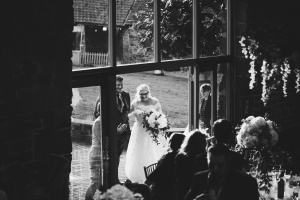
[212,119,246,173]
[199,83,211,132]
[93,75,131,183]
[185,144,259,200]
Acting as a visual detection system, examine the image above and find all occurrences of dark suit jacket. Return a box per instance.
[185,169,259,200]
[147,151,177,200]
[199,96,211,129]
[116,91,131,156]
[175,153,200,200]
[93,91,131,156]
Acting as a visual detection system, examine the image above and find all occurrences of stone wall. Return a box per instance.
[0,1,73,199]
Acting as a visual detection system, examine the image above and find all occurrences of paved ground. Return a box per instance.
[69,143,127,200]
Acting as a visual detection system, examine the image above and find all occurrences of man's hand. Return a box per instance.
[117,124,128,134]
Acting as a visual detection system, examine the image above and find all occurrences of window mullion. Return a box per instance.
[153,0,161,63]
[109,0,116,67]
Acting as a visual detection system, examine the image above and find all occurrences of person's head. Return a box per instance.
[200,83,211,99]
[116,75,124,93]
[207,143,232,181]
[168,133,186,152]
[135,84,151,102]
[179,129,207,156]
[213,119,233,145]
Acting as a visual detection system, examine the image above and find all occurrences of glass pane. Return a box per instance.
[72,0,109,70]
[199,70,212,132]
[117,0,154,65]
[198,0,227,57]
[70,86,105,200]
[161,0,193,61]
[116,69,189,183]
[216,64,228,120]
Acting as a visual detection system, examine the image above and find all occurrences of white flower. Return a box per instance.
[147,113,157,127]
[157,114,168,129]
[270,130,279,145]
[98,184,134,200]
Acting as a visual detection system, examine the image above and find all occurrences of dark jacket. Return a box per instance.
[147,151,178,200]
[93,91,131,156]
[185,169,259,200]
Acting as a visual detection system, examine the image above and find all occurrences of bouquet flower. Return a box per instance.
[234,116,291,193]
[140,108,170,145]
[96,184,134,200]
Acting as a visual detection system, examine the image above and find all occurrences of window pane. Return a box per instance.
[72,0,109,70]
[70,86,105,200]
[198,0,228,57]
[199,70,212,132]
[117,1,154,65]
[121,70,189,129]
[161,0,193,61]
[216,64,228,120]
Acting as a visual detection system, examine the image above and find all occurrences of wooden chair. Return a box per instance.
[143,163,158,179]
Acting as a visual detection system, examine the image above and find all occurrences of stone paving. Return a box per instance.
[69,143,127,200]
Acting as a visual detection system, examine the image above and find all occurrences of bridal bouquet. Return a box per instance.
[234,116,291,193]
[140,108,170,145]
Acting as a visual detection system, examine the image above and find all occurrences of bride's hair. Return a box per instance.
[132,84,153,103]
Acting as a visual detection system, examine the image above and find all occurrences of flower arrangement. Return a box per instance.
[239,26,300,105]
[96,184,135,200]
[234,116,291,193]
[140,108,170,145]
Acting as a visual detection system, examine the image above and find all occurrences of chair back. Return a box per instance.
[143,163,158,179]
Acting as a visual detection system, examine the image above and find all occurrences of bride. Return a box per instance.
[125,84,167,183]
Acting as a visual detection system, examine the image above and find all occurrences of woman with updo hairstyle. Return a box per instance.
[175,129,207,200]
[85,102,103,200]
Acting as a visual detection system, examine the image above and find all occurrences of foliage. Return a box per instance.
[132,0,226,59]
[140,107,170,145]
[96,184,144,200]
[234,116,292,193]
[239,26,300,105]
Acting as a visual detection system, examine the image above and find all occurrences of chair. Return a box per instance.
[143,163,158,179]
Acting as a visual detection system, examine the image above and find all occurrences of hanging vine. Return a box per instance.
[239,26,300,105]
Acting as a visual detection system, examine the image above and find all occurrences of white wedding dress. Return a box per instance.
[125,100,167,183]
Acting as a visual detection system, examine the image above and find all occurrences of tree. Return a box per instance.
[132,0,226,60]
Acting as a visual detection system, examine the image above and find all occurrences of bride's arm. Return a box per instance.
[154,98,162,113]
[128,101,135,117]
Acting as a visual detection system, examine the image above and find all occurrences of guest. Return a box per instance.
[85,102,103,200]
[212,119,246,173]
[146,133,186,200]
[93,75,131,183]
[175,130,207,200]
[185,144,259,200]
[199,83,211,132]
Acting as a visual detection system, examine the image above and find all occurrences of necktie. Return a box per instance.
[117,93,123,111]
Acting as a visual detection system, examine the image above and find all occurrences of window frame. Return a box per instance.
[71,0,234,186]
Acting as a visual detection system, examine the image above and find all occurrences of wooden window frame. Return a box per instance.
[71,0,234,186]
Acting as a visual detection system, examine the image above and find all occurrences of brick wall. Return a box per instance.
[233,0,300,172]
[0,1,73,199]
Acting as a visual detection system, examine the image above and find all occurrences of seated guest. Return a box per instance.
[212,119,246,173]
[145,133,186,200]
[185,144,259,200]
[175,130,207,200]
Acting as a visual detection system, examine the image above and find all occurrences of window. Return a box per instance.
[71,0,233,193]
